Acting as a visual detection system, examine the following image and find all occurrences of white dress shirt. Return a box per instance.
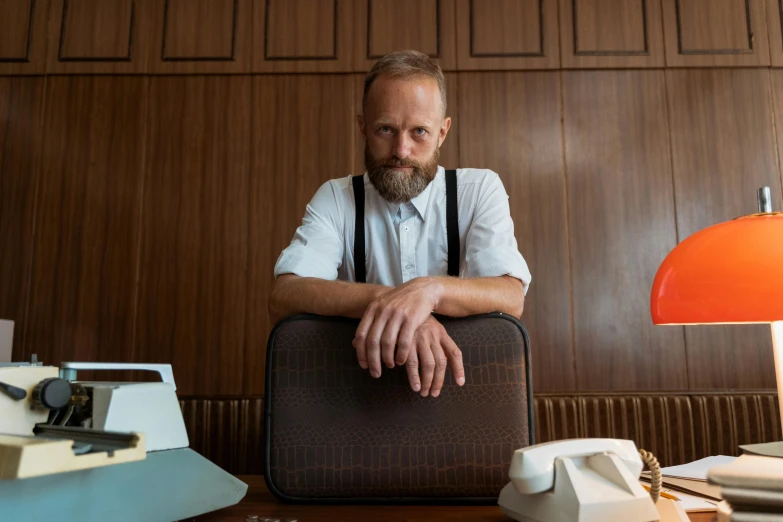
[274,166,532,292]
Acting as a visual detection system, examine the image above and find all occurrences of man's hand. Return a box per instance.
[405,316,465,397]
[353,277,443,378]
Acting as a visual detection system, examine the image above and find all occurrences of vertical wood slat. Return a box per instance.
[563,70,687,391]
[136,76,250,396]
[244,75,356,395]
[458,72,575,392]
[0,77,45,358]
[666,69,780,391]
[0,0,50,75]
[24,77,148,372]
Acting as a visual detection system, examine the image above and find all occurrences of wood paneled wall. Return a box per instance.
[2,0,783,396]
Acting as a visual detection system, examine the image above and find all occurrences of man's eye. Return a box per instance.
[415,128,427,136]
[380,126,392,133]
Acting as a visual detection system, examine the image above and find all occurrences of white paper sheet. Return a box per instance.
[658,455,737,481]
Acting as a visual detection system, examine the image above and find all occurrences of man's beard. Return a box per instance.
[366,145,440,204]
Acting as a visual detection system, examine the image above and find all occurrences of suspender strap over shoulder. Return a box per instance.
[352,175,366,283]
[352,170,459,283]
[445,169,459,277]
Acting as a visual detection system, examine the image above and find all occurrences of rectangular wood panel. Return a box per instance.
[137,77,250,396]
[662,0,770,66]
[458,72,574,392]
[245,75,355,395]
[563,71,687,391]
[352,72,459,175]
[149,0,251,73]
[560,0,665,68]
[24,77,147,369]
[666,69,780,390]
[0,0,49,74]
[0,77,43,358]
[47,0,153,73]
[456,0,559,70]
[253,0,353,72]
[766,0,783,66]
[354,0,456,71]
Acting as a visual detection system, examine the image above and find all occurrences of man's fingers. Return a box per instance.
[365,315,388,378]
[418,343,435,397]
[396,320,417,366]
[429,341,448,398]
[405,346,421,393]
[353,307,376,370]
[381,313,404,369]
[442,334,465,386]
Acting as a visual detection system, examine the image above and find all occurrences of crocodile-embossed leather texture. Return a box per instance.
[265,314,532,500]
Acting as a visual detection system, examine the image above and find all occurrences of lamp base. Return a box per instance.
[739,441,783,459]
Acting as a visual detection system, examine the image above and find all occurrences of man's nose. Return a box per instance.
[392,133,412,159]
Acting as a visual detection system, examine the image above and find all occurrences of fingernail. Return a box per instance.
[421,390,428,397]
[359,362,367,369]
[371,370,379,378]
[413,383,420,392]
[432,390,440,397]
[386,362,394,368]
[457,377,465,385]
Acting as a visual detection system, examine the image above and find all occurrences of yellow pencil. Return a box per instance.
[642,484,680,501]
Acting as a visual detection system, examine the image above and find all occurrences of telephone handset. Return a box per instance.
[498,438,687,522]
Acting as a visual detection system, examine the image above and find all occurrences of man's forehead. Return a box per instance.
[365,76,443,116]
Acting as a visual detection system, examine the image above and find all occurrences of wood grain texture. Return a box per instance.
[456,0,559,70]
[354,0,457,72]
[47,0,154,73]
[352,72,459,175]
[244,75,355,395]
[560,0,665,68]
[0,77,43,359]
[766,0,783,66]
[24,77,147,370]
[0,0,49,75]
[149,0,251,73]
[457,72,574,392]
[772,71,783,190]
[563,71,687,391]
[661,0,770,66]
[137,77,249,396]
[253,0,354,73]
[666,69,780,390]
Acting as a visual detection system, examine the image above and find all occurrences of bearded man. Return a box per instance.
[269,50,531,399]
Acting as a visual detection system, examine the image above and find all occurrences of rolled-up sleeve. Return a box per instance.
[464,172,532,294]
[274,180,344,280]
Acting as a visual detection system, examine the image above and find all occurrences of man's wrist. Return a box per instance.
[427,277,448,312]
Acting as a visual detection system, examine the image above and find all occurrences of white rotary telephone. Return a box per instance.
[498,438,689,522]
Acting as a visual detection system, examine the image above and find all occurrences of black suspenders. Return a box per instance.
[352,170,459,283]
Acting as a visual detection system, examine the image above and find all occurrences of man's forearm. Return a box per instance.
[430,275,525,318]
[269,276,391,324]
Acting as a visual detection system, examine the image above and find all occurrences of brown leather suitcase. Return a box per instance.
[264,313,534,504]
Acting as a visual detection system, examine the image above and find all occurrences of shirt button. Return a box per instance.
[405,264,413,270]
[404,226,409,232]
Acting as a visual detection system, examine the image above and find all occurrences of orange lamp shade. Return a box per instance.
[651,213,783,325]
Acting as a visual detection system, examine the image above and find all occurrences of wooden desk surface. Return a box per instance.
[196,476,717,522]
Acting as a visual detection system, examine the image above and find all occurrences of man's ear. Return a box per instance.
[438,116,452,148]
[357,114,366,141]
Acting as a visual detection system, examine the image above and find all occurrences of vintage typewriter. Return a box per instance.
[0,356,246,521]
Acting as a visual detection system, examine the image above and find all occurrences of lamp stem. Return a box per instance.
[772,322,783,433]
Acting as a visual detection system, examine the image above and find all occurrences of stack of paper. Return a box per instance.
[640,456,736,513]
[708,455,783,522]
